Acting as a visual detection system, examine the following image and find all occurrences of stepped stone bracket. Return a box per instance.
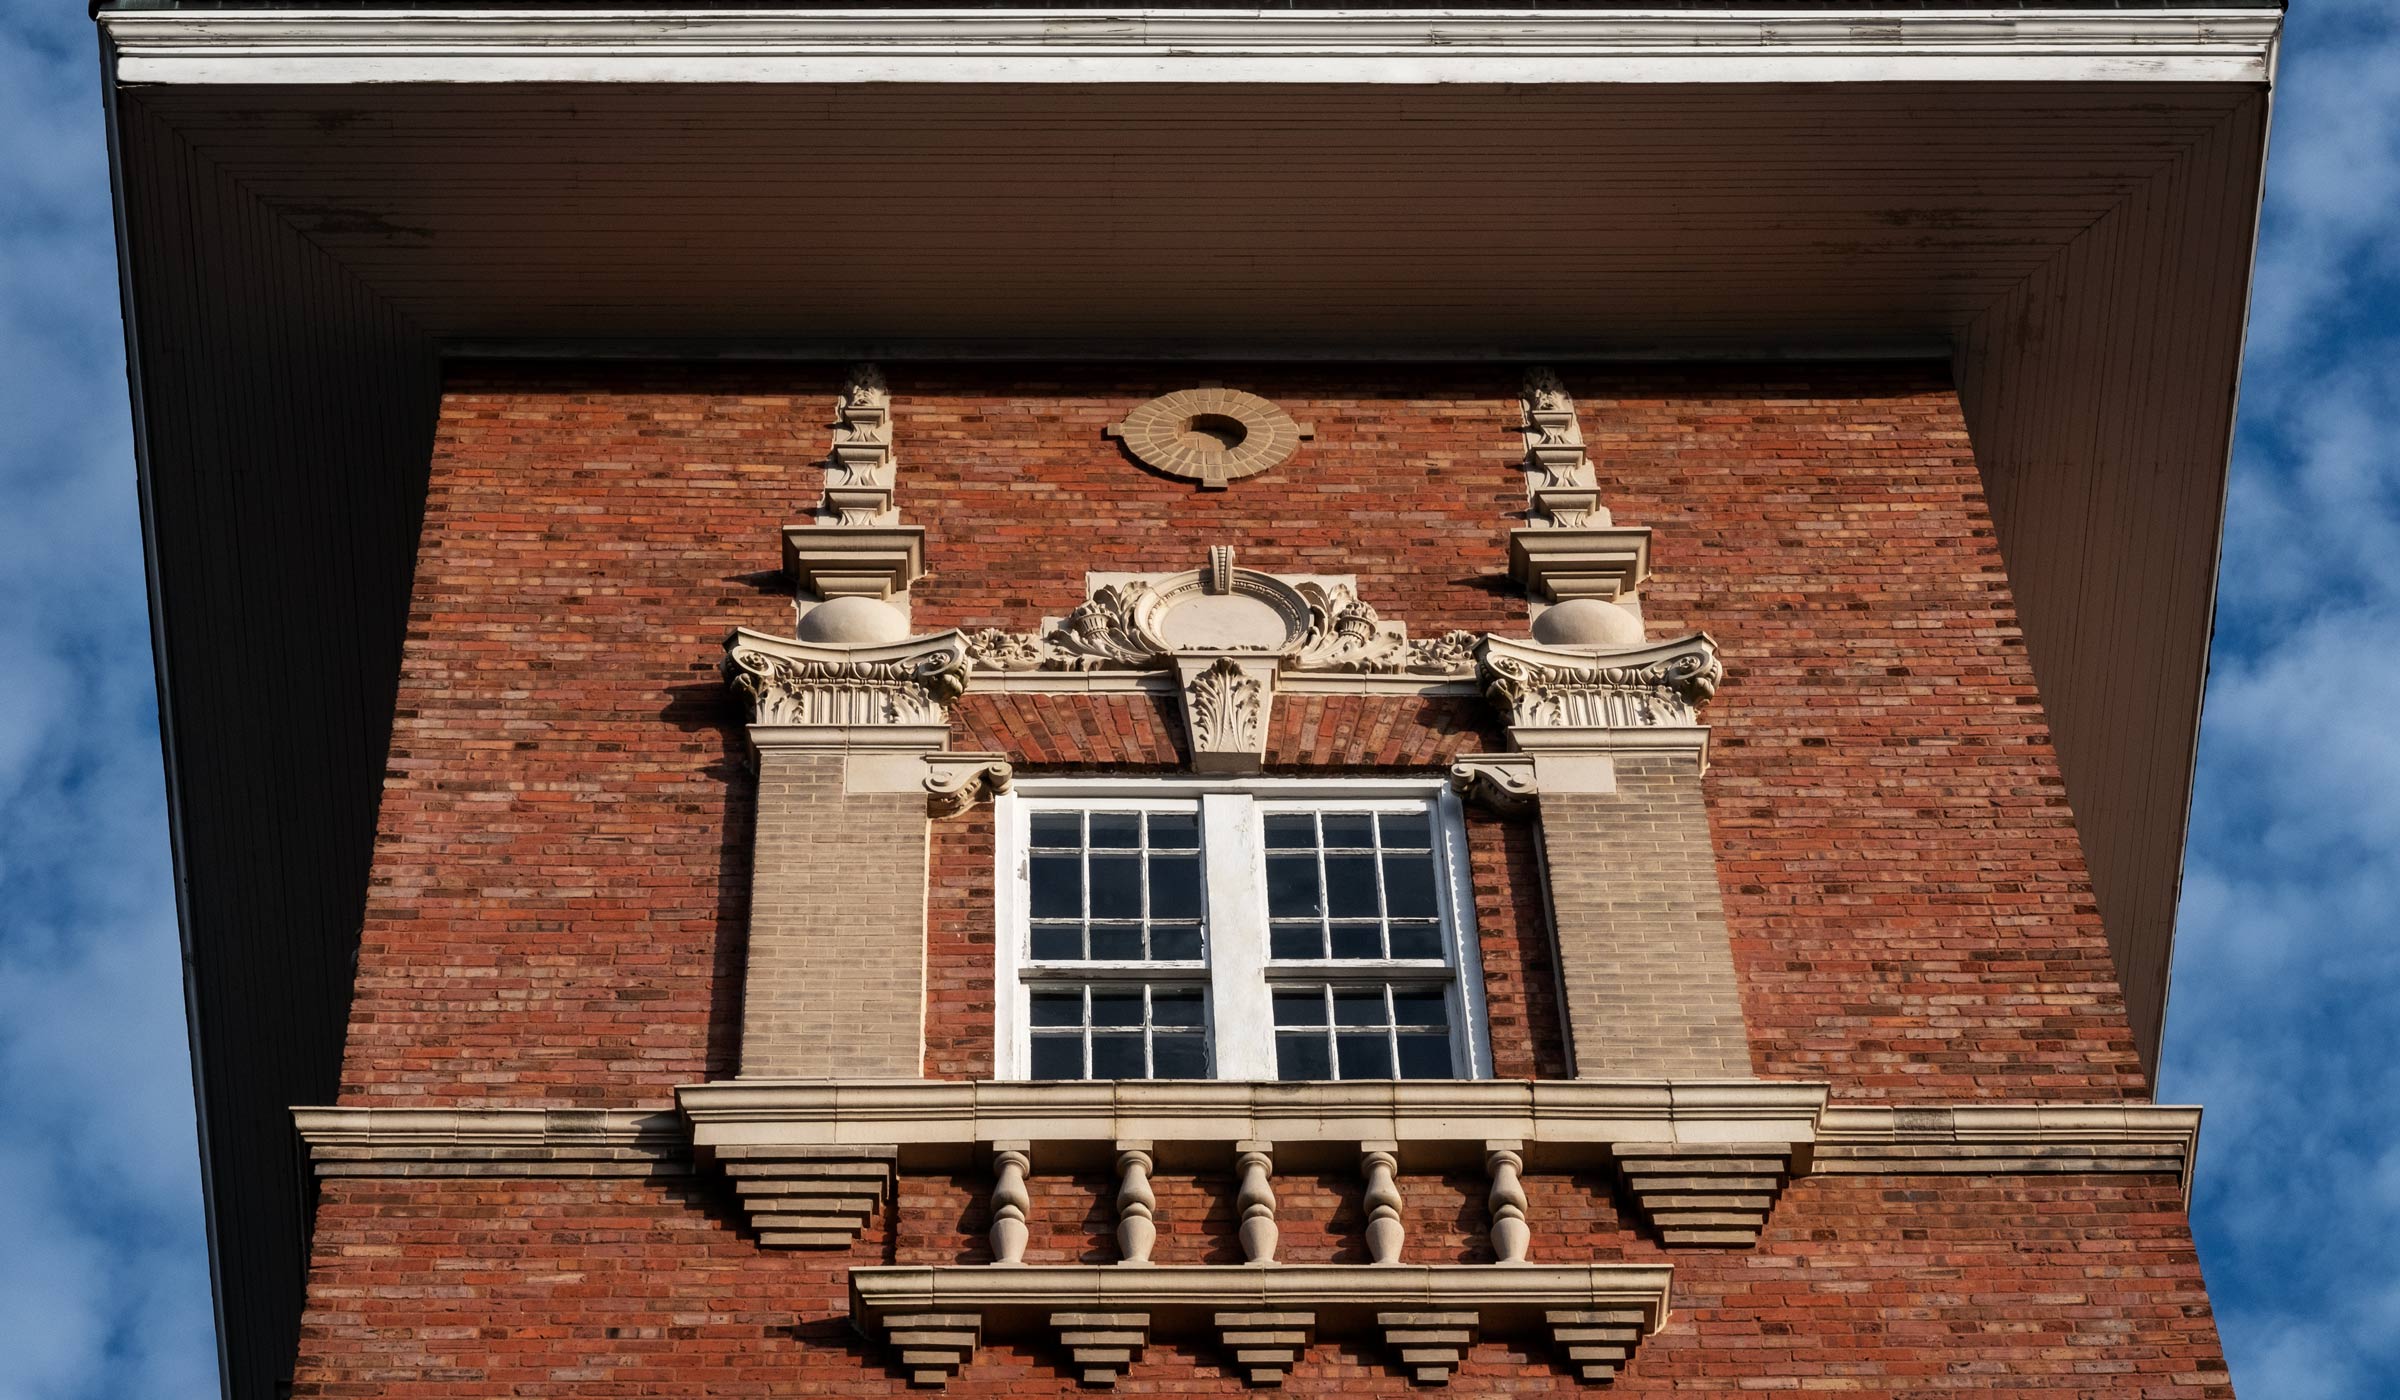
[1507,527,1654,604]
[1546,1308,1650,1384]
[784,523,926,602]
[711,1146,895,1248]
[1216,1311,1314,1386]
[848,1263,1671,1390]
[1611,1142,1795,1247]
[1053,1312,1151,1386]
[1518,366,1605,529]
[882,1313,982,1388]
[1379,1311,1479,1385]
[924,752,1013,818]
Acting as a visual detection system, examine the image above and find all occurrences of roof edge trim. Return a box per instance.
[104,7,2280,85]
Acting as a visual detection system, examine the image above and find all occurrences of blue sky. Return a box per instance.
[0,2,2392,1397]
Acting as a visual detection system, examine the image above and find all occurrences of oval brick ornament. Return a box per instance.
[1105,388,1313,489]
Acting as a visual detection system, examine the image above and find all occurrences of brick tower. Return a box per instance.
[98,5,2277,1397]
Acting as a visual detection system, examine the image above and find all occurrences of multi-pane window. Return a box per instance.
[998,782,1489,1082]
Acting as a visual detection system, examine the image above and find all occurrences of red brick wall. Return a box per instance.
[343,359,2142,1103]
[289,1172,2228,1397]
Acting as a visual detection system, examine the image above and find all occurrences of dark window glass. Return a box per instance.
[1320,813,1376,849]
[1387,922,1443,960]
[1151,991,1207,1027]
[1273,988,1325,1026]
[1396,1034,1453,1079]
[1029,813,1084,848]
[1148,812,1201,849]
[1337,1032,1395,1079]
[1030,1036,1082,1080]
[1324,854,1380,918]
[1379,811,1434,849]
[1030,924,1083,961]
[1030,991,1084,1027]
[1088,854,1143,919]
[1089,924,1143,961]
[1264,814,1317,849]
[1330,921,1383,960]
[1275,1033,1331,1080]
[1382,854,1439,920]
[1151,923,1203,961]
[1153,1034,1208,1078]
[1090,1033,1145,1079]
[1266,854,1322,918]
[1090,991,1144,1027]
[1150,854,1203,920]
[1029,854,1082,919]
[1333,989,1386,1026]
[1392,989,1450,1027]
[1088,812,1142,848]
[1271,923,1322,961]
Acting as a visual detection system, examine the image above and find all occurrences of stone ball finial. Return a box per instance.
[796,595,911,645]
[1530,597,1645,649]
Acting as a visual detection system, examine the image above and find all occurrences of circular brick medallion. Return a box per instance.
[1106,389,1313,489]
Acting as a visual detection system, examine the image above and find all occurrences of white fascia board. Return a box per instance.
[104,9,2281,87]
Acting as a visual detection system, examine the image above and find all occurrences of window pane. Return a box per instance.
[1391,989,1451,1028]
[1333,989,1386,1026]
[1090,1033,1144,1079]
[1090,991,1144,1026]
[1088,812,1142,848]
[1149,854,1203,920]
[1148,812,1200,849]
[1266,854,1322,918]
[1379,811,1433,849]
[1323,854,1379,918]
[1382,853,1439,919]
[1386,922,1443,961]
[1088,854,1142,919]
[1030,1035,1083,1080]
[1329,921,1383,960]
[1030,924,1083,961]
[1151,923,1203,962]
[1030,990,1084,1027]
[1271,923,1322,961]
[1151,991,1207,1027]
[1029,854,1082,919]
[1276,1032,1331,1080]
[1273,988,1327,1026]
[1152,1033,1209,1078]
[1029,813,1083,848]
[1396,1033,1453,1079]
[1263,814,1317,849]
[1338,1032,1395,1079]
[1320,813,1375,849]
[1089,924,1143,961]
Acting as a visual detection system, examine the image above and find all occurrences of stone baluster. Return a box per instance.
[1115,1143,1156,1266]
[1235,1141,1279,1264]
[990,1143,1032,1266]
[1362,1143,1404,1265]
[1486,1143,1530,1265]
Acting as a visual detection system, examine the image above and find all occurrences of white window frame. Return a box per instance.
[994,777,1492,1082]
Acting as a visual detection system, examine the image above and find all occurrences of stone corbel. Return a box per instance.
[1476,632,1722,743]
[784,523,926,602]
[1174,653,1278,775]
[924,753,1014,819]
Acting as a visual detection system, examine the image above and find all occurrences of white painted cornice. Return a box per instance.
[103,8,2280,86]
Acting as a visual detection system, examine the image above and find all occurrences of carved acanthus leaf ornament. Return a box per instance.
[723,627,971,727]
[1476,633,1723,730]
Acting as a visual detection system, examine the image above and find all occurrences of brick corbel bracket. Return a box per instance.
[848,1262,1672,1389]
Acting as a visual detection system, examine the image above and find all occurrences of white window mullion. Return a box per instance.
[1202,793,1277,1079]
[991,792,1030,1079]
[1435,784,1494,1079]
